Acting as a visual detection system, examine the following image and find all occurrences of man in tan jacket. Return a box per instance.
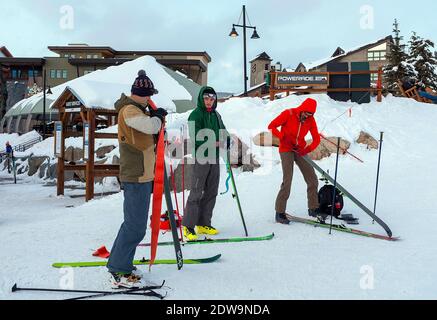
[107,70,167,288]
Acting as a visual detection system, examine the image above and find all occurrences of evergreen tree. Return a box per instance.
[384,19,415,94]
[408,32,437,90]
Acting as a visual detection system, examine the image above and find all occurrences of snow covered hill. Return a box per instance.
[1,94,437,300]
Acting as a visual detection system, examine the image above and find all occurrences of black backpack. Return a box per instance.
[318,185,344,218]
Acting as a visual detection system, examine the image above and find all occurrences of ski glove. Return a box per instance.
[150,108,168,122]
[297,147,311,157]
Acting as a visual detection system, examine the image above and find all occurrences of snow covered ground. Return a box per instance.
[1,94,437,300]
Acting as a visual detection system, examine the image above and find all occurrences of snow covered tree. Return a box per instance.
[384,19,415,94]
[407,32,437,90]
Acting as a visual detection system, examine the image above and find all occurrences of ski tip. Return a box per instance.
[11,283,17,292]
[389,236,401,241]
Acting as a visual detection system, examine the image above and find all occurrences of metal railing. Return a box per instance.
[0,135,43,154]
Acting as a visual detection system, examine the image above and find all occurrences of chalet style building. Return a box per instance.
[295,36,393,83]
[244,35,393,98]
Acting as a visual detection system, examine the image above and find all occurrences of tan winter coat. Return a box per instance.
[115,94,162,183]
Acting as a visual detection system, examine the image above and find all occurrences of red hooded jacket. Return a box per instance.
[268,98,321,154]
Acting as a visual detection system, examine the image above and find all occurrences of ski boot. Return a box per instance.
[308,208,328,223]
[109,272,142,289]
[196,225,219,236]
[275,212,291,225]
[183,226,198,241]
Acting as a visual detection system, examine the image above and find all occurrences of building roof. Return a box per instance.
[0,46,13,57]
[250,52,272,63]
[117,50,212,62]
[331,47,346,57]
[298,35,393,71]
[48,45,116,56]
[235,82,267,97]
[48,44,212,62]
[0,57,46,66]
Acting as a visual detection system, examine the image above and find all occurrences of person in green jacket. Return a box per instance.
[183,86,229,241]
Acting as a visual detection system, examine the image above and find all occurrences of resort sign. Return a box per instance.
[275,73,329,86]
[65,100,82,113]
[54,121,63,157]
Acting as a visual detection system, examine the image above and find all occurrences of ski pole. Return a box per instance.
[66,288,165,301]
[12,156,17,184]
[11,282,165,298]
[372,132,384,224]
[227,150,249,237]
[319,133,364,163]
[181,125,186,217]
[169,157,183,241]
[329,137,341,235]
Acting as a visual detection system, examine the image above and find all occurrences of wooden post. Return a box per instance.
[269,71,276,101]
[377,67,383,102]
[85,109,96,201]
[57,110,66,196]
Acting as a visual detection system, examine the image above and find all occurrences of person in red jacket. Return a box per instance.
[268,98,322,224]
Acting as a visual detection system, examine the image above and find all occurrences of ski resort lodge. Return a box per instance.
[245,36,393,98]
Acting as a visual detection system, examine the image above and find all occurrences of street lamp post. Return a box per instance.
[43,69,47,139]
[42,69,52,140]
[229,5,260,97]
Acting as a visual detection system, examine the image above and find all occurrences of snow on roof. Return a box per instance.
[54,55,191,112]
[235,82,267,97]
[250,52,272,63]
[7,55,193,117]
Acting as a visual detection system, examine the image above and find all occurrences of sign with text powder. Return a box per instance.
[83,122,90,160]
[54,121,63,157]
[276,73,329,86]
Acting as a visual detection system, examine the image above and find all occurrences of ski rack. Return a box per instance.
[302,155,393,238]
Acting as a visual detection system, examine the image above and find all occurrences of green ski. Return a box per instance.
[286,214,399,242]
[138,233,275,247]
[52,254,222,269]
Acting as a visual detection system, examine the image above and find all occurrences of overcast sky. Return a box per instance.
[1,0,436,93]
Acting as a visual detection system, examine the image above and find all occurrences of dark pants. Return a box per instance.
[107,182,153,274]
[183,162,220,229]
[275,152,319,213]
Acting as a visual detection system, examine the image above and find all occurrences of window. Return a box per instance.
[70,54,76,59]
[371,74,379,82]
[265,64,269,71]
[368,50,387,61]
[11,69,23,78]
[50,70,56,79]
[56,70,62,79]
[64,54,69,58]
[86,55,92,59]
[93,54,99,59]
[29,70,38,78]
[62,70,68,79]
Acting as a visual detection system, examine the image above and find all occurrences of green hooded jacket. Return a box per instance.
[188,86,228,159]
